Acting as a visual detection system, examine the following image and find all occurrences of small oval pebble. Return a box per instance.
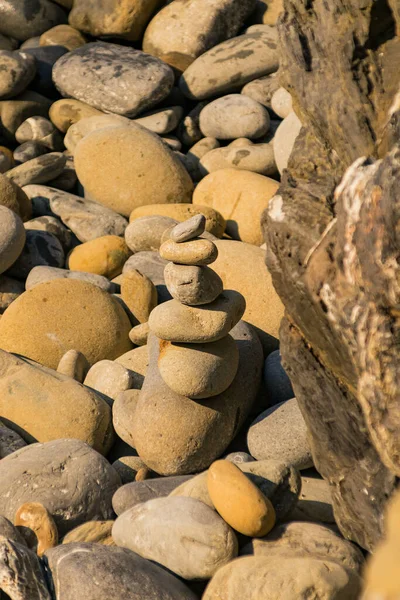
[129,322,150,346]
[207,460,276,537]
[164,262,223,305]
[200,94,270,140]
[169,214,206,243]
[15,502,58,556]
[57,349,90,383]
[160,238,218,265]
[68,235,131,279]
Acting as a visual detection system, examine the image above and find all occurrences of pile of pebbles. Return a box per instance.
[0,0,363,598]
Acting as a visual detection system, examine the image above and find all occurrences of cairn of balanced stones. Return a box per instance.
[131,215,264,476]
[151,213,240,399]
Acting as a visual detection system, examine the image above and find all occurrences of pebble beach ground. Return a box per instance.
[0,0,372,598]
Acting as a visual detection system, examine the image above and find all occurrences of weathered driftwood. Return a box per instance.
[263,0,400,550]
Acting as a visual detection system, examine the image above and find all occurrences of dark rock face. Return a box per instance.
[263,0,400,551]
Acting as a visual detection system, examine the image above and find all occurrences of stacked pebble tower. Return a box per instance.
[148,213,244,399]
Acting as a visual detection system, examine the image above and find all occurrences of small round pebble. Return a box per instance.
[160,238,218,266]
[199,94,270,140]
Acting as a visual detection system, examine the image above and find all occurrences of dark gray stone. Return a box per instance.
[5,152,66,186]
[6,229,64,279]
[44,543,196,600]
[264,349,294,406]
[52,42,174,117]
[0,0,67,42]
[0,439,121,535]
[14,141,48,163]
[25,45,67,97]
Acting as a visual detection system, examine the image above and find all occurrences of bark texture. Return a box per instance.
[263,0,400,550]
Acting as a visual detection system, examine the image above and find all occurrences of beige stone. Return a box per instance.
[0,206,25,274]
[164,262,223,305]
[134,106,183,135]
[70,0,164,41]
[124,215,178,253]
[113,389,140,448]
[0,173,31,220]
[200,142,276,177]
[148,290,245,343]
[84,360,135,401]
[0,279,132,369]
[15,502,58,556]
[274,111,302,174]
[210,240,284,354]
[68,235,131,279]
[199,94,270,140]
[129,203,225,238]
[290,475,335,524]
[129,322,149,346]
[62,521,115,546]
[188,137,220,160]
[143,0,256,64]
[57,349,90,382]
[0,350,114,453]
[64,114,130,153]
[193,168,279,245]
[74,125,193,217]
[49,99,102,133]
[271,87,293,118]
[207,460,276,537]
[203,556,361,600]
[39,25,87,51]
[159,238,218,266]
[158,335,239,399]
[121,269,158,324]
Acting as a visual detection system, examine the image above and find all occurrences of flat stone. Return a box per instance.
[0,349,113,452]
[121,269,157,324]
[148,290,245,343]
[130,203,225,238]
[159,335,239,399]
[134,105,183,135]
[0,50,36,99]
[248,398,313,470]
[143,0,256,65]
[6,229,64,279]
[200,95,270,140]
[69,0,163,41]
[68,235,131,279]
[112,496,238,580]
[49,98,102,133]
[164,262,223,305]
[53,42,174,118]
[159,238,218,266]
[39,24,86,51]
[0,0,67,42]
[14,141,48,163]
[44,542,197,599]
[207,460,276,537]
[290,474,335,524]
[125,215,178,253]
[193,168,279,246]
[0,536,51,599]
[74,125,193,217]
[132,321,262,475]
[241,72,280,109]
[200,142,277,178]
[0,279,132,369]
[84,360,135,402]
[169,214,206,243]
[57,348,89,382]
[23,185,128,242]
[0,439,121,535]
[242,521,364,573]
[180,29,279,100]
[15,502,58,556]
[62,521,114,546]
[274,111,302,173]
[0,206,25,274]
[5,152,66,187]
[26,265,115,292]
[112,475,193,515]
[202,556,361,600]
[0,274,24,312]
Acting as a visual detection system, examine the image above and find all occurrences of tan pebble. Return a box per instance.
[68,235,131,279]
[62,520,115,546]
[57,349,90,382]
[129,322,149,346]
[112,389,140,449]
[160,238,218,265]
[207,460,276,537]
[39,24,87,51]
[15,502,58,556]
[49,99,103,133]
[121,269,157,324]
